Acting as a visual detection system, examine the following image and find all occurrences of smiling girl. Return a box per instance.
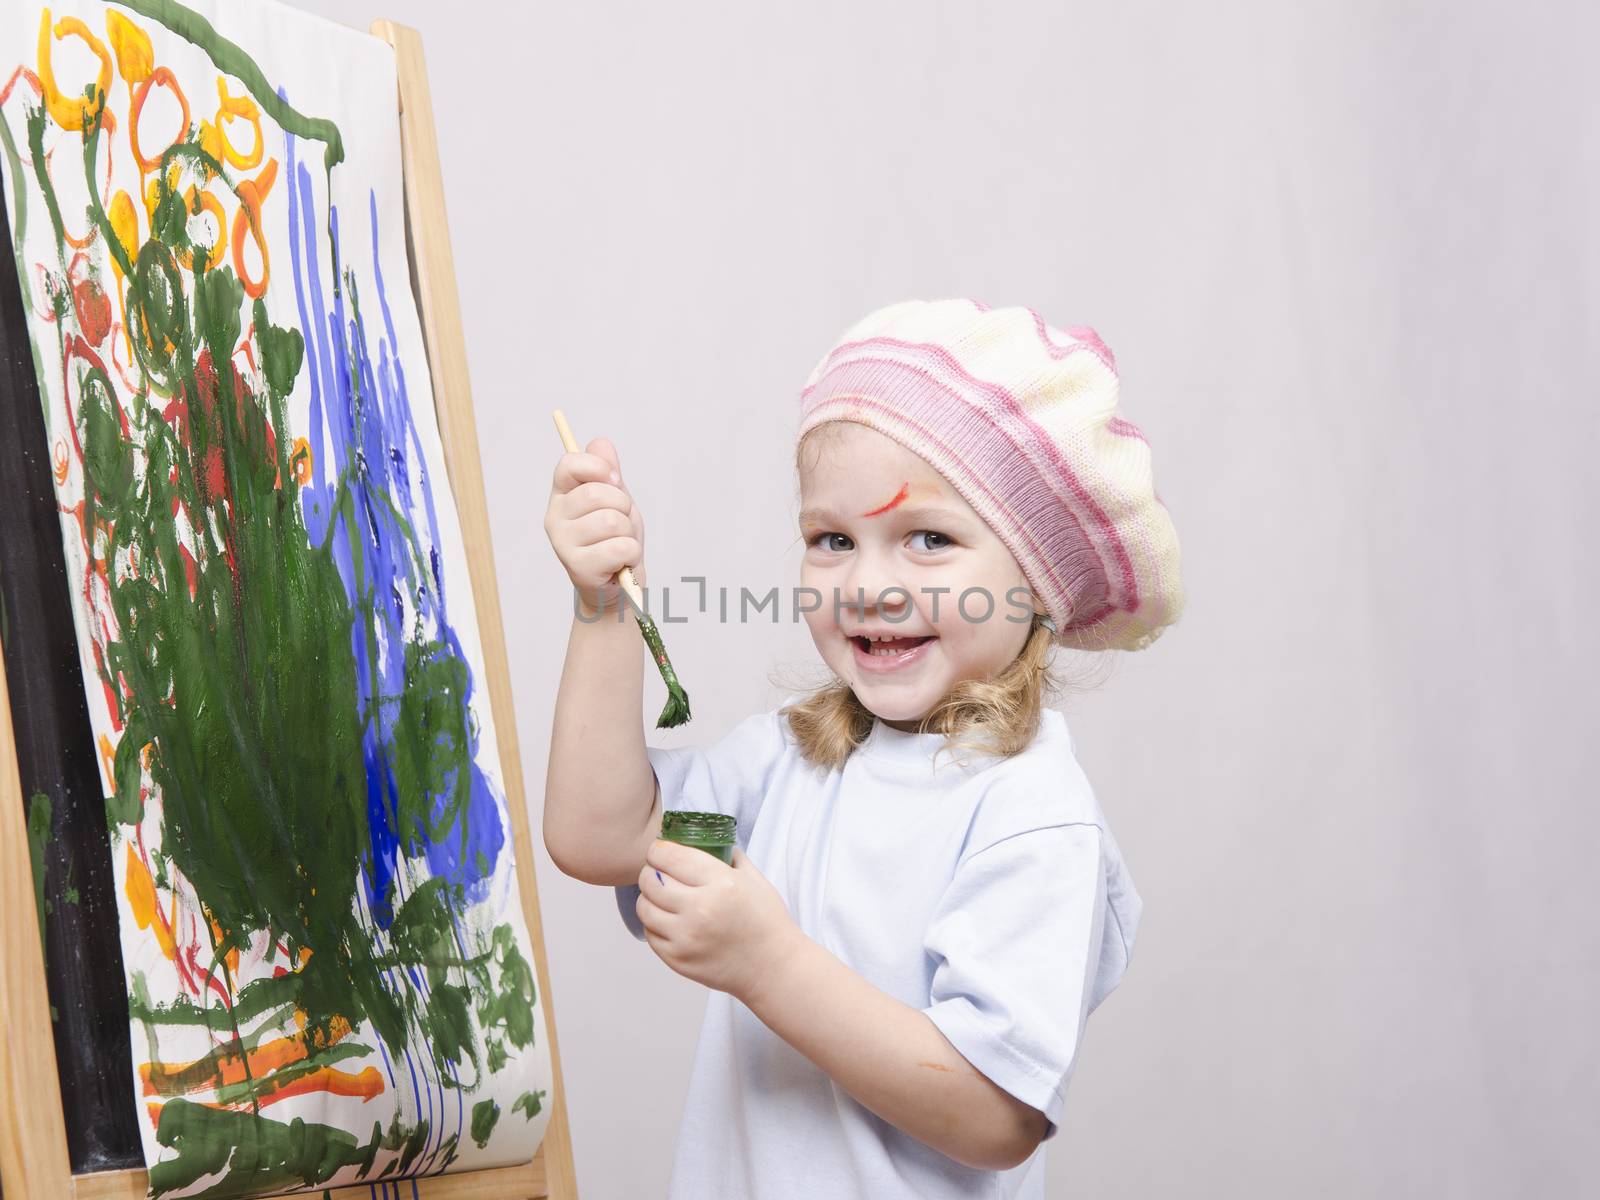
[542,298,1183,1199]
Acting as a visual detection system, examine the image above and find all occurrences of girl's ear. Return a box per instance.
[1027,598,1057,634]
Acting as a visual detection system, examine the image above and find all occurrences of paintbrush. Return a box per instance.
[552,409,692,729]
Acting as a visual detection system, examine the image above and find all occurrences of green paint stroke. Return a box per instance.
[150,1099,424,1196]
[25,791,52,961]
[469,1098,500,1149]
[1,2,543,1189]
[111,0,344,170]
[512,1090,545,1121]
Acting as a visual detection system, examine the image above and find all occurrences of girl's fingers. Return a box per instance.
[587,436,622,481]
[553,450,621,494]
[569,507,635,547]
[561,479,632,519]
[636,889,676,934]
[645,838,721,885]
[639,862,682,912]
[576,536,642,575]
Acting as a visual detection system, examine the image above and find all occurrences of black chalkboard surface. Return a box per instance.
[0,163,143,1171]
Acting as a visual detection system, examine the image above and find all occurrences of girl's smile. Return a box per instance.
[797,422,1040,729]
[849,631,939,672]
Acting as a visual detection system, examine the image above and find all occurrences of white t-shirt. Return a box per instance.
[614,706,1142,1200]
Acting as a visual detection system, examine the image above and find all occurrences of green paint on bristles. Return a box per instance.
[633,607,691,728]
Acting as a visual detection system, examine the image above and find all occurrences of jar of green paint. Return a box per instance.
[660,810,737,864]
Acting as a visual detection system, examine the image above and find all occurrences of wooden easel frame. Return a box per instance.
[0,19,578,1200]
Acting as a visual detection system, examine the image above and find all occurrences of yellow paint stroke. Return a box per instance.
[290,437,312,487]
[195,117,223,165]
[106,188,140,366]
[203,907,240,983]
[214,78,262,170]
[107,188,138,274]
[96,731,116,787]
[105,9,152,90]
[140,164,178,222]
[177,185,226,271]
[37,10,111,132]
[124,843,177,962]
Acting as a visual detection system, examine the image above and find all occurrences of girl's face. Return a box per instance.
[798,422,1040,731]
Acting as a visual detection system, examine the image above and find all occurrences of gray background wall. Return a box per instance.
[302,2,1597,1194]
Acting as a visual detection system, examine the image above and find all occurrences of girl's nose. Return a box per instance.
[840,549,910,617]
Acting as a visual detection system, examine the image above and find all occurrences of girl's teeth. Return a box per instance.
[858,636,930,655]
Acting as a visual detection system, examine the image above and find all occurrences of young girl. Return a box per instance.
[542,298,1183,1198]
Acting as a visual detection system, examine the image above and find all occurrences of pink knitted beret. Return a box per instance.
[796,298,1184,652]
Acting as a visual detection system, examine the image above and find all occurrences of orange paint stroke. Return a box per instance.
[45,105,118,250]
[861,481,910,517]
[140,1015,353,1097]
[129,65,188,173]
[0,64,43,108]
[142,1065,383,1130]
[253,1064,385,1108]
[232,158,276,298]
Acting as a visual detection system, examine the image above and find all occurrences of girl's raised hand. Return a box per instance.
[544,435,646,615]
[634,842,802,1003]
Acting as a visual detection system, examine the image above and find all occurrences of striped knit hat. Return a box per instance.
[796,298,1183,652]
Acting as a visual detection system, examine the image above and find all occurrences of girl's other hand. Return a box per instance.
[635,842,802,1003]
[544,435,646,615]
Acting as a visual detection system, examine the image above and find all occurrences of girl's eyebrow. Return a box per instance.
[799,503,971,530]
[883,505,973,530]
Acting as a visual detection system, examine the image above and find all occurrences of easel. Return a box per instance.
[0,19,579,1199]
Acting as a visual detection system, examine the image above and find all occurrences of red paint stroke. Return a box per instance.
[59,335,133,727]
[861,482,910,517]
[136,825,202,998]
[0,65,42,107]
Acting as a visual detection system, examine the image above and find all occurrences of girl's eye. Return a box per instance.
[808,531,853,552]
[909,530,952,552]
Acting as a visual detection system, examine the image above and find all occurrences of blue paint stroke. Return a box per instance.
[283,124,504,932]
[285,102,518,1167]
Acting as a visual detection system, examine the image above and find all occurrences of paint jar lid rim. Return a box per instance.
[661,810,736,843]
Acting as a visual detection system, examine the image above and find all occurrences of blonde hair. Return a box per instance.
[778,423,1114,772]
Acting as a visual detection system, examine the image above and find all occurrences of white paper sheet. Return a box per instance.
[0,1,553,1193]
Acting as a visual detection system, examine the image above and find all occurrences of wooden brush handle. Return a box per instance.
[551,409,647,616]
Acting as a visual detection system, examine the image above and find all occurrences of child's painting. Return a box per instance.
[0,0,552,1193]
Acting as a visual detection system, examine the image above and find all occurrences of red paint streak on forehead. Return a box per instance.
[861,482,910,517]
